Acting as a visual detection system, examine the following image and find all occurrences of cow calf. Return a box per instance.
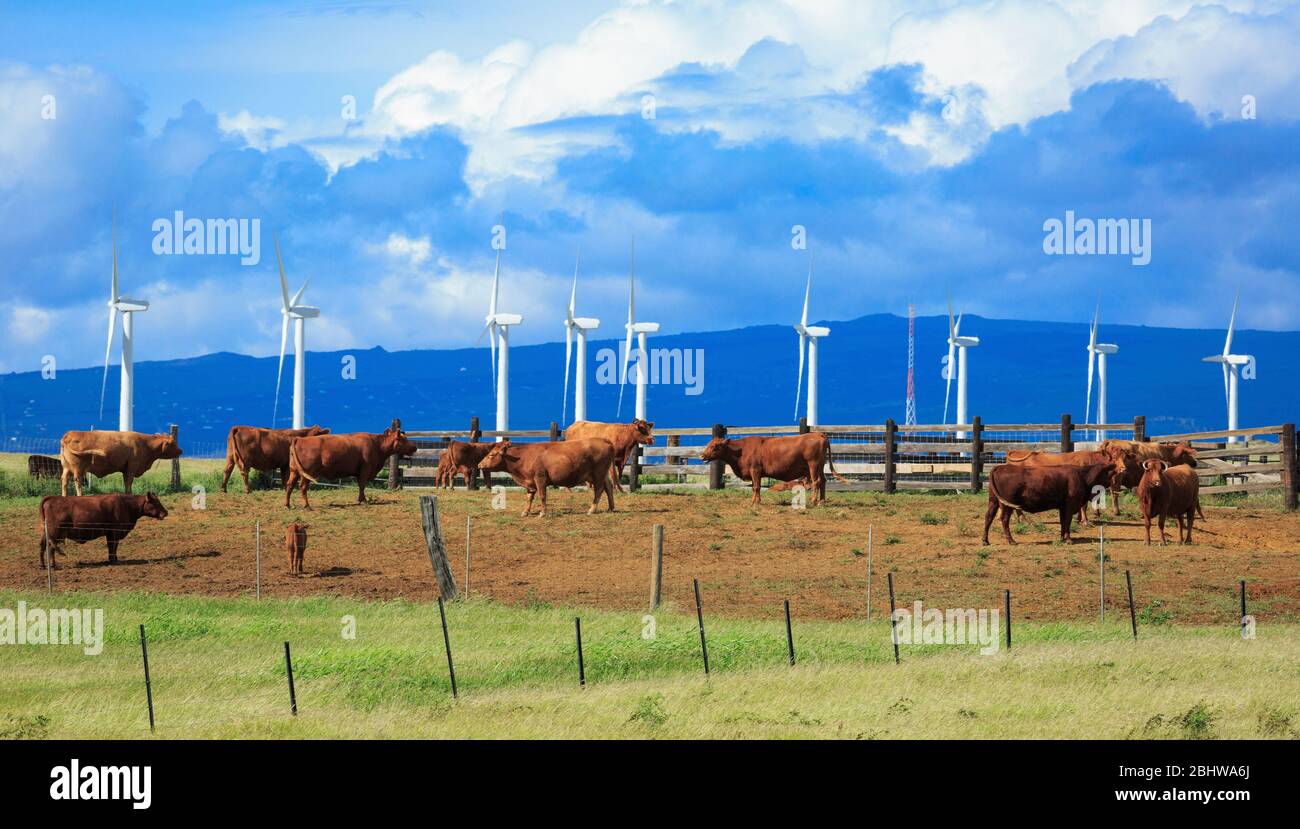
[284,522,308,574]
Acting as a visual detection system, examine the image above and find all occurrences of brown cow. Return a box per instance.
[59,430,183,496]
[983,461,1120,545]
[698,432,848,506]
[285,522,308,573]
[1005,449,1136,523]
[1100,439,1201,518]
[284,426,417,509]
[435,440,494,490]
[477,438,615,517]
[564,419,654,492]
[38,492,168,567]
[222,425,330,492]
[1136,460,1200,546]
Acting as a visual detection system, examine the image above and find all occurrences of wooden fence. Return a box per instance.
[388,414,1298,510]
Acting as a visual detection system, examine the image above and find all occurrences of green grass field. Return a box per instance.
[2,589,1296,739]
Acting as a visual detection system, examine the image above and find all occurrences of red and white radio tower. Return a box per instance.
[905,304,917,426]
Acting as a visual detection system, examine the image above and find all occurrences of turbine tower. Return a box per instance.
[943,294,979,439]
[1085,304,1119,442]
[562,247,600,424]
[99,212,149,432]
[273,234,320,430]
[482,247,523,437]
[1202,291,1252,444]
[618,238,659,421]
[793,263,830,426]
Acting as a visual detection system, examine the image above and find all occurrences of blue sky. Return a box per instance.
[3,0,1300,374]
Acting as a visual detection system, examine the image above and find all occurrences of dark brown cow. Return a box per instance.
[698,432,848,506]
[563,419,654,492]
[284,427,417,509]
[477,438,615,517]
[59,430,183,496]
[1136,460,1200,546]
[222,425,330,492]
[1005,448,1136,523]
[1100,439,1201,518]
[435,440,494,490]
[983,462,1120,545]
[285,522,308,573]
[38,492,168,567]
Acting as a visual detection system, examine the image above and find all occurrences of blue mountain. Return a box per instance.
[2,314,1294,457]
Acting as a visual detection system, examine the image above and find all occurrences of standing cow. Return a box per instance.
[1136,460,1200,546]
[285,522,308,573]
[477,439,616,517]
[39,492,168,566]
[983,461,1121,545]
[698,432,847,506]
[564,419,654,492]
[435,440,494,490]
[1100,439,1201,518]
[59,430,183,496]
[1005,448,1136,523]
[284,426,417,509]
[222,425,330,493]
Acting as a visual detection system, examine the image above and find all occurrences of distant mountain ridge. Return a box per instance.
[2,313,1295,456]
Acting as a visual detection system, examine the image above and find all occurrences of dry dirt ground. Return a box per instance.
[4,483,1298,623]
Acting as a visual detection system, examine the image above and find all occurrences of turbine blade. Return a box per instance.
[290,277,310,307]
[943,341,955,424]
[794,333,806,420]
[489,249,501,318]
[1086,348,1096,426]
[111,209,120,303]
[617,324,634,418]
[489,322,497,399]
[99,308,117,421]
[1089,303,1099,349]
[1224,290,1238,355]
[1221,361,1230,408]
[569,247,579,320]
[273,313,289,427]
[801,263,812,327]
[947,292,955,339]
[275,234,290,310]
[562,324,572,425]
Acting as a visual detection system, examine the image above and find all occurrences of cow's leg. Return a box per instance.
[1184,509,1194,544]
[284,470,296,508]
[357,474,368,503]
[610,462,625,494]
[1143,511,1153,545]
[295,474,312,510]
[982,494,998,545]
[1059,507,1072,542]
[39,533,47,569]
[521,486,535,517]
[806,460,822,506]
[587,476,603,515]
[1157,513,1168,546]
[605,473,616,512]
[536,475,550,517]
[1000,506,1015,544]
[221,457,234,492]
[240,465,251,493]
[60,467,69,497]
[750,473,762,506]
[107,536,119,564]
[122,472,133,495]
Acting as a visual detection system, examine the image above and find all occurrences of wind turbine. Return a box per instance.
[1202,291,1252,444]
[272,234,319,430]
[943,294,979,439]
[1084,304,1119,442]
[793,262,830,426]
[562,247,600,424]
[98,212,149,432]
[482,247,523,437]
[617,238,659,421]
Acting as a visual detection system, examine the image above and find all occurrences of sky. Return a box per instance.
[2,0,1300,375]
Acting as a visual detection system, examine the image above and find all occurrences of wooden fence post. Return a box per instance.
[1060,413,1074,453]
[1133,415,1146,443]
[630,444,642,491]
[169,424,181,492]
[650,525,663,611]
[970,416,984,492]
[470,416,485,490]
[1281,423,1297,512]
[419,495,458,600]
[388,417,402,490]
[666,434,680,466]
[799,417,809,434]
[549,421,559,442]
[883,419,897,494]
[709,424,726,490]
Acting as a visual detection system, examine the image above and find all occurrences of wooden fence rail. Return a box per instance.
[390,415,1298,510]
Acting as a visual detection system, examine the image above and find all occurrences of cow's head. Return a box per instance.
[142,492,169,519]
[698,437,733,462]
[632,418,656,446]
[152,434,183,459]
[1170,441,1198,467]
[478,440,511,470]
[1140,458,1170,489]
[381,426,417,457]
[306,425,330,436]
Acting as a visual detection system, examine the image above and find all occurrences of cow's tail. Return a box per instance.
[822,434,850,483]
[987,473,1023,512]
[288,439,319,484]
[228,428,246,470]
